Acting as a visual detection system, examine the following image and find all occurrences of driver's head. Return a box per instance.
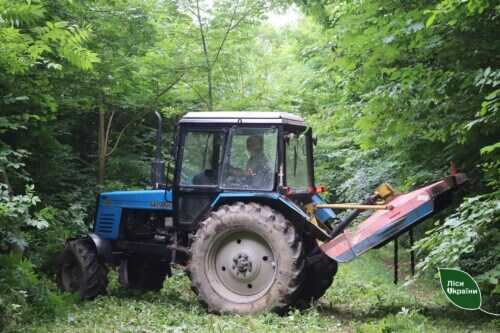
[246,135,264,154]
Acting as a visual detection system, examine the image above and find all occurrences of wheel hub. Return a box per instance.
[208,231,276,300]
[232,252,253,276]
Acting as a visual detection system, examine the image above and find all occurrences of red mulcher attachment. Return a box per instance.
[319,173,467,267]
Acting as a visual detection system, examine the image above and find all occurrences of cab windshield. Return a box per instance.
[221,128,277,190]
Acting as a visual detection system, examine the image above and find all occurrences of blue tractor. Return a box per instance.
[57,111,465,314]
[58,112,337,314]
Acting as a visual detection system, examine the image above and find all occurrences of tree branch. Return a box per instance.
[182,79,209,105]
[211,0,240,66]
[211,0,261,67]
[195,0,211,69]
[104,110,115,153]
[152,73,185,106]
[217,61,237,92]
[106,75,183,157]
[106,123,131,157]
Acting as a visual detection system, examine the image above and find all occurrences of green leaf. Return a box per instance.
[426,13,437,27]
[439,268,482,310]
[480,142,500,155]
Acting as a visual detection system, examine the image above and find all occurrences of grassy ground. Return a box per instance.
[22,248,499,333]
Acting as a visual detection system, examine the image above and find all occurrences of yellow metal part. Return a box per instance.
[305,203,326,245]
[374,183,396,200]
[305,203,316,217]
[313,183,396,211]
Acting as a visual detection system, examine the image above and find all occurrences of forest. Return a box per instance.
[0,0,499,332]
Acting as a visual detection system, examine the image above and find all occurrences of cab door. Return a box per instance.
[173,128,226,229]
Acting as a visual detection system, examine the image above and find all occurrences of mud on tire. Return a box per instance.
[187,202,305,314]
[56,238,108,299]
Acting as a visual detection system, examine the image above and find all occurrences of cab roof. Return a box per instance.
[179,112,305,126]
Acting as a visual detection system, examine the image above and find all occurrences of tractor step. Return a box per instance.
[320,173,466,263]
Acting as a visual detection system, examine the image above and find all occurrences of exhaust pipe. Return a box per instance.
[151,111,165,189]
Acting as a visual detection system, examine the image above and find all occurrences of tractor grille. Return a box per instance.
[97,213,114,233]
[95,208,121,239]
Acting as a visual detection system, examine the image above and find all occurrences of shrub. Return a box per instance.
[416,192,500,304]
[0,254,76,332]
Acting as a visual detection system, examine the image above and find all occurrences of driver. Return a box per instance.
[246,135,270,177]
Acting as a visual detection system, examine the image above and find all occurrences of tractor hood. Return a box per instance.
[99,189,172,210]
[95,189,173,240]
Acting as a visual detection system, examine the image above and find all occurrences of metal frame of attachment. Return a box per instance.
[315,203,393,210]
[393,227,416,285]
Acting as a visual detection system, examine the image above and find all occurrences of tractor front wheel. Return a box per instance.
[188,202,305,314]
[56,238,108,299]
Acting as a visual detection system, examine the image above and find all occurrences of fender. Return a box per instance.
[88,233,113,262]
[209,192,330,241]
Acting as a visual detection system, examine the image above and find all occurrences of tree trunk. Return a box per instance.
[97,106,107,185]
[195,0,213,111]
[207,66,213,111]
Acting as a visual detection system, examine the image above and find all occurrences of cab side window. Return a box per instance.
[285,132,309,190]
[180,131,224,186]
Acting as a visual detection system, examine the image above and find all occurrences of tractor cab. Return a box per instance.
[172,112,319,229]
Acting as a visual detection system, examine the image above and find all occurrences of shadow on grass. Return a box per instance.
[314,302,494,323]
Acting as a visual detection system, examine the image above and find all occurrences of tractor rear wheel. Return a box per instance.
[188,202,305,314]
[56,238,108,299]
[292,246,338,308]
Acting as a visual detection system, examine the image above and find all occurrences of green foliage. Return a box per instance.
[0,184,48,251]
[480,142,500,190]
[0,253,75,332]
[28,204,89,273]
[0,182,84,331]
[416,193,500,299]
[357,310,430,333]
[0,0,98,74]
[295,0,499,190]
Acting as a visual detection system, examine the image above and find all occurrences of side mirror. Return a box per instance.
[312,135,318,146]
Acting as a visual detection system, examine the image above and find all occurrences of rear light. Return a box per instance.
[308,185,327,193]
[315,185,327,193]
[283,186,326,195]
